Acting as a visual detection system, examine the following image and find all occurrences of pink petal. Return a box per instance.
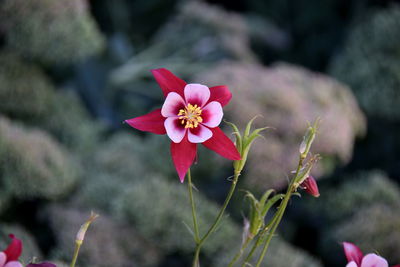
[4,262,23,267]
[151,68,186,98]
[202,127,241,160]
[361,254,388,267]
[3,234,22,262]
[0,252,7,266]
[125,108,166,135]
[188,124,213,143]
[343,242,364,266]
[209,85,232,107]
[347,262,359,267]
[171,136,197,182]
[184,84,210,107]
[201,101,223,128]
[165,117,187,143]
[161,92,186,117]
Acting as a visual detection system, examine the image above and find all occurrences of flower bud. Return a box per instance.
[300,176,320,197]
[76,212,99,244]
[299,119,320,158]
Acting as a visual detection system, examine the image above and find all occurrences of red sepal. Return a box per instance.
[125,108,166,135]
[151,68,187,98]
[202,127,241,161]
[171,136,197,182]
[343,242,363,266]
[3,234,22,262]
[209,85,232,107]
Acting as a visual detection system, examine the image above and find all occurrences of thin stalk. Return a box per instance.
[241,210,280,266]
[253,156,304,267]
[70,242,82,267]
[192,246,201,267]
[201,170,240,243]
[192,170,241,267]
[188,169,200,243]
[254,187,292,267]
[228,237,251,267]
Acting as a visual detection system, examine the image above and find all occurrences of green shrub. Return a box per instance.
[196,62,366,190]
[0,117,79,200]
[1,0,105,65]
[48,205,161,267]
[0,52,55,119]
[330,6,400,120]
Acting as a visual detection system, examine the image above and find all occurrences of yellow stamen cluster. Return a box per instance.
[178,103,203,128]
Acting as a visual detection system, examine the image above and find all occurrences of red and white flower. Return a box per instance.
[0,234,22,267]
[343,242,400,267]
[125,68,241,182]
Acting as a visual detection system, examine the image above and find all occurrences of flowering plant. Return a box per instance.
[125,68,322,266]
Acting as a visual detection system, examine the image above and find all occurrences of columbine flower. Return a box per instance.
[343,242,400,267]
[125,68,241,182]
[300,175,320,197]
[0,234,23,267]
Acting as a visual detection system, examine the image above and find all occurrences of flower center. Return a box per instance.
[178,103,203,128]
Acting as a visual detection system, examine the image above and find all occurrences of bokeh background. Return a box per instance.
[0,0,399,266]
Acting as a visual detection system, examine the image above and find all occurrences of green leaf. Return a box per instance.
[261,193,284,218]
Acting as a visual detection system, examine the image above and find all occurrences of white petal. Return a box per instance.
[346,262,358,267]
[201,101,223,128]
[184,84,210,107]
[4,261,23,267]
[0,252,6,267]
[361,254,388,267]
[161,92,185,117]
[165,117,187,143]
[188,124,212,143]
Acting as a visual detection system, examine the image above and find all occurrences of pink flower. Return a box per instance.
[125,68,241,182]
[343,242,400,267]
[300,176,320,197]
[0,234,23,267]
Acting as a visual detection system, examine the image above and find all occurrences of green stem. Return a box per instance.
[192,170,241,267]
[188,169,200,243]
[70,242,82,267]
[254,187,292,267]
[200,170,240,243]
[193,246,201,267]
[241,211,280,266]
[253,156,304,267]
[228,237,251,267]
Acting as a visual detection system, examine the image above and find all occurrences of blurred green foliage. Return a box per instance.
[330,6,400,121]
[0,117,79,200]
[0,0,105,65]
[196,62,366,190]
[0,53,55,119]
[305,171,400,265]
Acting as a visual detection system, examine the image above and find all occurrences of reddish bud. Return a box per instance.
[300,176,320,197]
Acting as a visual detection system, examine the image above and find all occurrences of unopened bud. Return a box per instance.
[300,176,320,197]
[76,211,99,244]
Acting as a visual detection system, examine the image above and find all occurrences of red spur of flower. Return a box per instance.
[125,68,241,182]
[0,234,23,267]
